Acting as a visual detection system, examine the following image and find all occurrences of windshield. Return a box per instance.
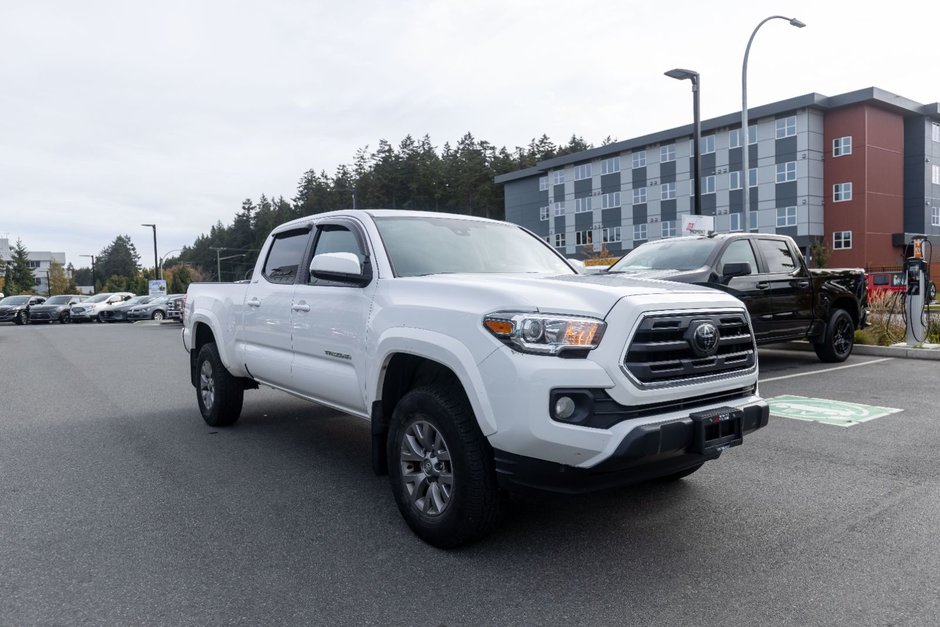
[46,295,74,305]
[124,296,151,306]
[147,296,168,305]
[374,216,574,277]
[608,239,719,272]
[86,293,113,303]
[0,296,29,306]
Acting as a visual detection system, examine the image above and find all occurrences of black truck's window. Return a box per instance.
[756,238,798,273]
[719,240,759,275]
[262,230,310,284]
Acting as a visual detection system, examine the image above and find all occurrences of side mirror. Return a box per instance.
[310,252,370,286]
[722,262,752,277]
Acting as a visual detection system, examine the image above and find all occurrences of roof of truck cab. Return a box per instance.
[272,209,504,233]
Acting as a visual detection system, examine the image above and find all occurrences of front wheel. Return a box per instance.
[814,308,855,363]
[96,313,105,323]
[61,311,71,324]
[152,310,165,320]
[15,311,27,325]
[195,343,243,427]
[387,384,502,548]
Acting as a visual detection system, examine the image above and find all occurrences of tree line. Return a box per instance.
[2,132,600,295]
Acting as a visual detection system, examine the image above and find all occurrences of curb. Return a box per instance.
[775,341,940,361]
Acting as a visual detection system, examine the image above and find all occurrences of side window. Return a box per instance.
[262,229,310,284]
[308,225,365,285]
[756,238,798,274]
[719,240,759,275]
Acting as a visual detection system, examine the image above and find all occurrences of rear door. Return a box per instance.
[754,238,814,339]
[290,219,376,416]
[242,227,313,387]
[714,239,774,341]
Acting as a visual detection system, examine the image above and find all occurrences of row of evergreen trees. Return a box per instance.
[3,131,598,295]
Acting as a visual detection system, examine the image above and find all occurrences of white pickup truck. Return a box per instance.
[183,210,769,547]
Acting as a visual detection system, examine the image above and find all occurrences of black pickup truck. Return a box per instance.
[605,233,867,362]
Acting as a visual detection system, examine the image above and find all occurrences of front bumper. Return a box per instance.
[0,311,20,322]
[494,400,768,494]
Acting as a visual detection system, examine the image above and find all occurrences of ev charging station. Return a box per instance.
[903,236,935,347]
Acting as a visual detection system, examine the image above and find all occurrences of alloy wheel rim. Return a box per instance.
[400,419,454,517]
[834,318,852,355]
[199,360,215,410]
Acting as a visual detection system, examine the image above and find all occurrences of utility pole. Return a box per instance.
[141,224,159,279]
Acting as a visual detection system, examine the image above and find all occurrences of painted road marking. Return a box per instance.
[759,357,894,383]
[767,394,902,427]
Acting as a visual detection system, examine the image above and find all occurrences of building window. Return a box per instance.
[750,210,759,231]
[833,182,853,202]
[729,126,757,148]
[601,191,621,209]
[632,150,646,168]
[539,206,549,221]
[633,187,647,204]
[702,175,716,195]
[633,224,648,241]
[729,171,742,191]
[575,230,593,247]
[833,230,852,250]
[552,170,565,185]
[702,135,716,154]
[602,227,622,243]
[601,156,620,175]
[660,144,676,163]
[575,197,592,213]
[776,206,797,227]
[775,161,797,183]
[933,165,940,185]
[28,260,42,269]
[661,182,677,200]
[748,125,757,145]
[539,176,548,191]
[833,136,852,157]
[748,168,758,187]
[933,123,940,142]
[775,116,796,139]
[553,201,565,216]
[730,213,742,232]
[554,233,566,247]
[574,163,592,181]
[932,207,940,226]
[662,220,677,238]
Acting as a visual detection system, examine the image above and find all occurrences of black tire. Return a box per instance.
[61,311,71,324]
[152,310,165,320]
[15,311,27,325]
[658,463,704,481]
[96,313,105,323]
[813,308,855,363]
[387,384,502,548]
[195,343,244,427]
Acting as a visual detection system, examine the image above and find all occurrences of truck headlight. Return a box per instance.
[483,312,606,355]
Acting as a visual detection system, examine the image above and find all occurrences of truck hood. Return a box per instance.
[398,273,720,318]
[603,268,710,283]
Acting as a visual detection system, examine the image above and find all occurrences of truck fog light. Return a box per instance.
[554,396,576,421]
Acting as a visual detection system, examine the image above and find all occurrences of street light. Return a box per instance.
[141,224,159,279]
[217,253,246,282]
[742,16,805,232]
[160,249,182,275]
[80,254,96,293]
[665,68,701,216]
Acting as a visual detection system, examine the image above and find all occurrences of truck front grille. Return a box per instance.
[623,310,756,387]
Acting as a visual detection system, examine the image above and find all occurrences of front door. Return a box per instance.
[714,239,774,342]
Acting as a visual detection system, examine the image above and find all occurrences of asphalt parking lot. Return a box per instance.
[1,322,939,625]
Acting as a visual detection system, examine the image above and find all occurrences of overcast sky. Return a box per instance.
[1,0,935,269]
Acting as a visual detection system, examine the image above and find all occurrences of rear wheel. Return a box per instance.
[387,384,502,548]
[195,343,243,427]
[813,308,854,363]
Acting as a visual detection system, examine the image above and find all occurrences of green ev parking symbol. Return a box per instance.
[767,395,902,427]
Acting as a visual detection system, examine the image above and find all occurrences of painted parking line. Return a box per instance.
[759,357,894,383]
[767,394,902,427]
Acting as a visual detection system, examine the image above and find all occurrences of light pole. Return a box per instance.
[665,68,701,216]
[159,249,182,278]
[742,15,805,232]
[80,254,96,292]
[217,253,246,282]
[141,224,159,280]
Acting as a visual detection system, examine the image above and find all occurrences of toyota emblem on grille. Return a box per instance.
[691,321,720,356]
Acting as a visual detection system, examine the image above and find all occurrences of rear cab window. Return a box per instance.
[263,229,311,284]
[756,238,800,274]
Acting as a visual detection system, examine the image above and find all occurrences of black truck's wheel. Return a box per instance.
[814,308,854,363]
[387,384,502,548]
[195,343,244,427]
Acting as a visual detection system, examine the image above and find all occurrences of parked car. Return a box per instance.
[99,295,156,323]
[0,295,46,325]
[127,295,179,321]
[69,292,135,323]
[27,294,87,323]
[165,294,186,322]
[605,233,868,362]
[866,270,906,299]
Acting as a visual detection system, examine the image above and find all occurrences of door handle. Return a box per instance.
[756,282,770,290]
[795,280,810,288]
[292,302,311,312]
[247,297,261,308]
